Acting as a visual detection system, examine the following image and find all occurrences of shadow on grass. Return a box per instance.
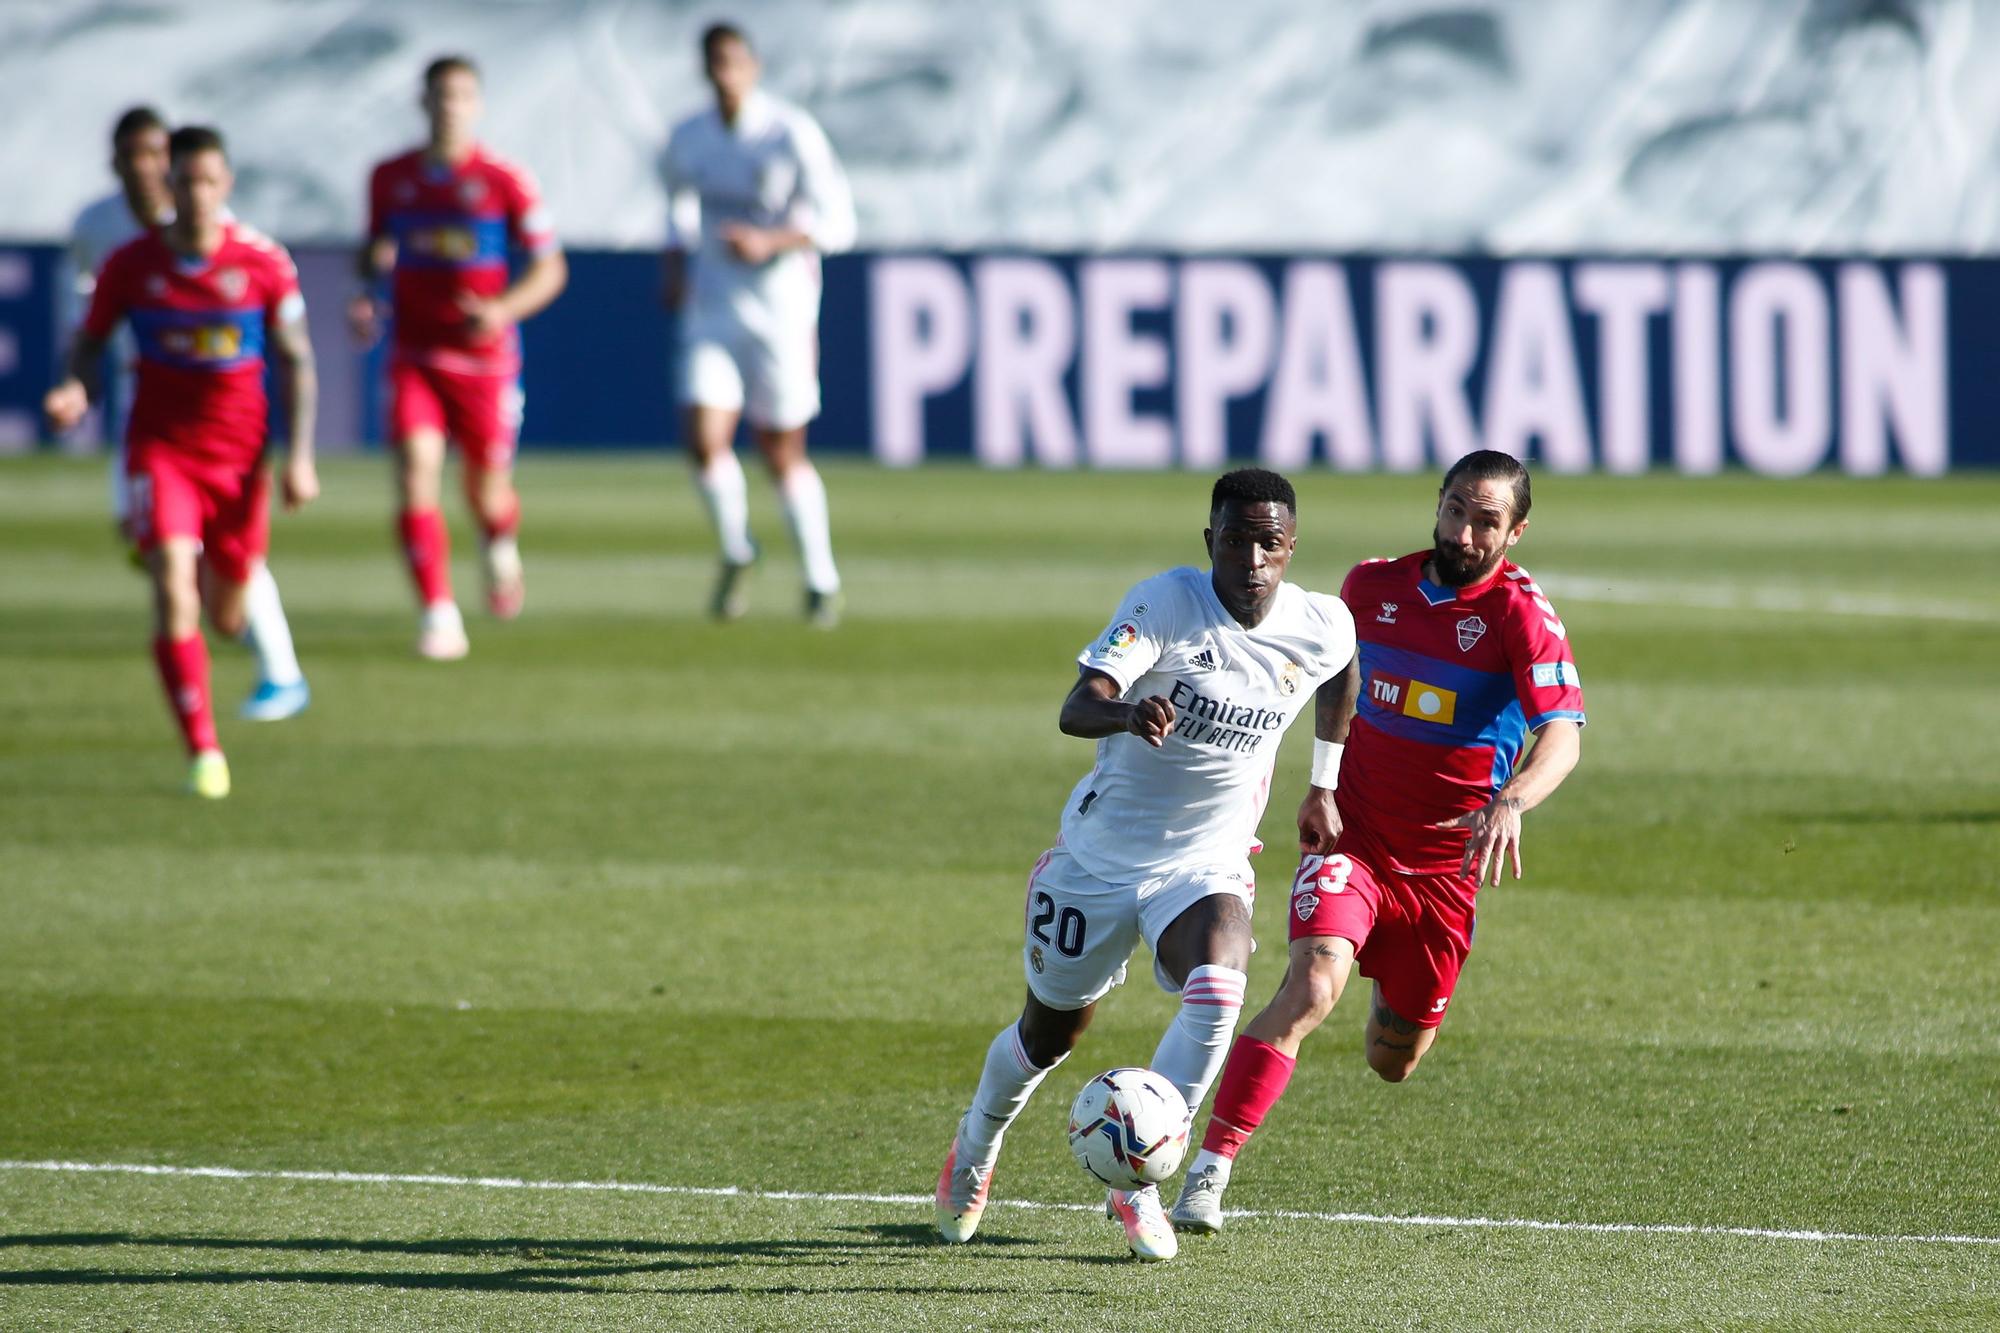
[0,1229,1117,1295]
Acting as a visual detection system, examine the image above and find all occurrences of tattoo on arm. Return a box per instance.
[1304,943,1343,958]
[1316,656,1360,742]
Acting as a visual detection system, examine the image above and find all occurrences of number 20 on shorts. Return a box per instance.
[1030,892,1086,957]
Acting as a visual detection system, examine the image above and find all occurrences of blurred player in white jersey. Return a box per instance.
[61,105,309,721]
[934,469,1361,1262]
[659,22,856,627]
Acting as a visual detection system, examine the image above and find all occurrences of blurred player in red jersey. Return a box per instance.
[351,55,567,660]
[46,127,320,799]
[1168,450,1586,1234]
[63,106,313,723]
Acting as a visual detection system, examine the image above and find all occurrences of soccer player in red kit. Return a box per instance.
[1169,450,1585,1232]
[351,55,567,660]
[45,126,319,799]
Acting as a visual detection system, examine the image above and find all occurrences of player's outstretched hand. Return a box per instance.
[347,294,382,346]
[1433,797,1524,887]
[457,292,511,341]
[282,456,320,511]
[43,380,88,434]
[1126,695,1175,747]
[1298,787,1342,853]
[721,222,779,265]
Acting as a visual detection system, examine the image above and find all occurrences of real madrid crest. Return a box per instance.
[1279,660,1302,696]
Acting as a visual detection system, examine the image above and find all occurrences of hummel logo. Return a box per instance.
[1378,603,1399,624]
[1190,648,1217,671]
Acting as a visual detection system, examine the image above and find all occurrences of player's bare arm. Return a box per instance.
[461,247,568,338]
[1297,652,1360,853]
[271,311,320,510]
[660,247,688,310]
[1436,718,1582,886]
[348,235,396,343]
[44,330,108,432]
[719,222,813,265]
[1059,669,1174,747]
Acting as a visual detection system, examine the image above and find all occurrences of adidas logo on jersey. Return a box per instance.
[1190,648,1217,671]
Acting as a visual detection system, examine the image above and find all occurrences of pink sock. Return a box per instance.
[152,634,218,755]
[1201,1036,1297,1159]
[399,507,452,605]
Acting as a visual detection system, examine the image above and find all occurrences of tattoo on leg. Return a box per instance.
[1371,999,1419,1035]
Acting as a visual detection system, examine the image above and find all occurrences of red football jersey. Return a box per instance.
[83,222,302,467]
[367,145,557,374]
[1336,551,1586,876]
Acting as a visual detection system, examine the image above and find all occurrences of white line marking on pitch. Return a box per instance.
[1533,573,1997,624]
[4,1159,1996,1249]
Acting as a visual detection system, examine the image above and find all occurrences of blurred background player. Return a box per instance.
[64,105,309,721]
[660,22,855,627]
[1170,451,1585,1234]
[45,126,320,798]
[351,55,567,660]
[935,469,1356,1262]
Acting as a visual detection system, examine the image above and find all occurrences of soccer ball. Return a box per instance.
[1066,1067,1191,1189]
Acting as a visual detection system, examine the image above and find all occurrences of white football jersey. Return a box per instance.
[659,89,855,332]
[64,192,151,357]
[1059,566,1356,883]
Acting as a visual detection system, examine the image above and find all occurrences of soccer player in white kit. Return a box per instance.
[935,469,1361,1261]
[61,106,310,721]
[659,23,856,627]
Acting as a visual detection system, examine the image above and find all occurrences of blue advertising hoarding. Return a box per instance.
[3,242,1989,473]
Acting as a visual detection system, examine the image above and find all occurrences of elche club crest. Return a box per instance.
[1456,616,1487,652]
[460,176,488,206]
[215,267,248,302]
[1293,891,1320,922]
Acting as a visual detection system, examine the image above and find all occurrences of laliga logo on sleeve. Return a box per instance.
[1104,622,1138,656]
[1456,616,1487,651]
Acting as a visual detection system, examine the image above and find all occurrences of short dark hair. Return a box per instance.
[1210,467,1297,520]
[168,125,227,164]
[112,105,166,148]
[424,54,480,90]
[702,22,751,62]
[1439,449,1531,523]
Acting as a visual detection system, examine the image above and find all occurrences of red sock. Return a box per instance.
[399,507,452,605]
[152,633,218,755]
[1201,1036,1298,1159]
[478,489,520,544]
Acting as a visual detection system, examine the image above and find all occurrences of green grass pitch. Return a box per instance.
[1,455,1996,1331]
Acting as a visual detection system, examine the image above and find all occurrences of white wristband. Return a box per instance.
[1310,739,1344,790]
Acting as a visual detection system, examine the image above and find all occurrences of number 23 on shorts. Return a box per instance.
[1293,853,1353,896]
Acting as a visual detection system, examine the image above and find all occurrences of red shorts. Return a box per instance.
[390,357,521,468]
[1287,820,1476,1029]
[125,447,269,584]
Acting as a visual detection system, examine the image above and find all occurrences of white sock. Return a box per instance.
[778,462,839,594]
[422,600,464,631]
[695,452,756,566]
[1150,965,1247,1114]
[239,563,303,686]
[484,534,521,582]
[959,1021,1066,1170]
[1187,1148,1233,1187]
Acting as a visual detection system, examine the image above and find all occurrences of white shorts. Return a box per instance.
[1021,846,1255,1011]
[679,305,821,432]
